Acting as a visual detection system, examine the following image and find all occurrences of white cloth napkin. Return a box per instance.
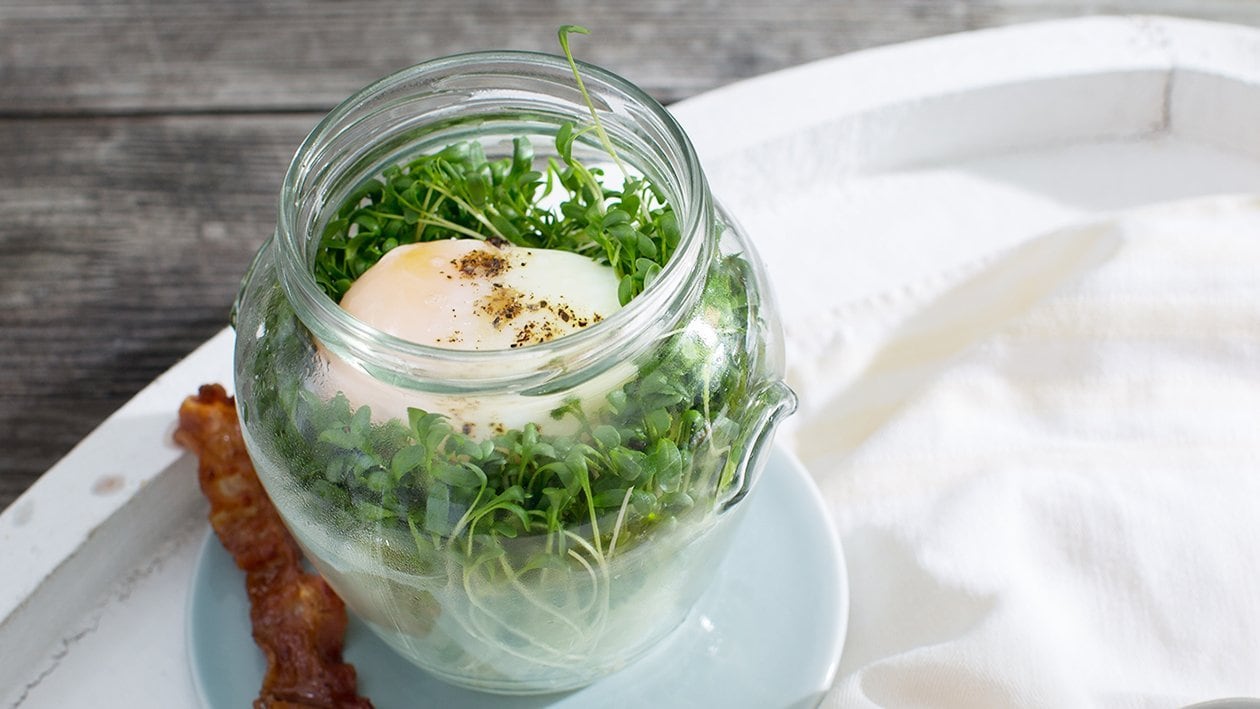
[776,194,1260,708]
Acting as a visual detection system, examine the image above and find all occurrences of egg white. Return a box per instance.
[319,239,629,437]
[340,239,621,350]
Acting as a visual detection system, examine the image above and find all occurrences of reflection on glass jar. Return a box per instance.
[232,50,796,695]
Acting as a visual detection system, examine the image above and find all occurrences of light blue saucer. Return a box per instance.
[187,446,847,709]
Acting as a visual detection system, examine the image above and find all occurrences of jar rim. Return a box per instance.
[274,49,711,390]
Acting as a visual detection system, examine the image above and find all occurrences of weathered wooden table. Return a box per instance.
[2,0,1258,510]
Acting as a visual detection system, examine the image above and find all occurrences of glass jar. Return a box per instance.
[232,50,795,695]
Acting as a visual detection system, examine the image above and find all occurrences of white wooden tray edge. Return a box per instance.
[0,328,233,699]
[671,15,1260,168]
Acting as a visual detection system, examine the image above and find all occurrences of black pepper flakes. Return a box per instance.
[452,250,510,279]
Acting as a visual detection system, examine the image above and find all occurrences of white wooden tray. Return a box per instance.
[5,15,1260,708]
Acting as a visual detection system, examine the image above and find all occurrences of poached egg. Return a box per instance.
[320,239,628,437]
[339,239,621,349]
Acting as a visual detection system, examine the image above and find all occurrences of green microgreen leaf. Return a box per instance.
[390,444,427,480]
[558,24,627,178]
[592,425,621,450]
[432,460,487,490]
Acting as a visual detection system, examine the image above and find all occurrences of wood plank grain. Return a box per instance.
[0,115,314,506]
[3,0,1255,114]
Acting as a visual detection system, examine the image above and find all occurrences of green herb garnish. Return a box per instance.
[239,27,777,675]
[259,251,758,556]
[313,26,680,307]
[276,26,764,556]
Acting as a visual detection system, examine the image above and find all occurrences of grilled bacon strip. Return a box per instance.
[176,384,373,709]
